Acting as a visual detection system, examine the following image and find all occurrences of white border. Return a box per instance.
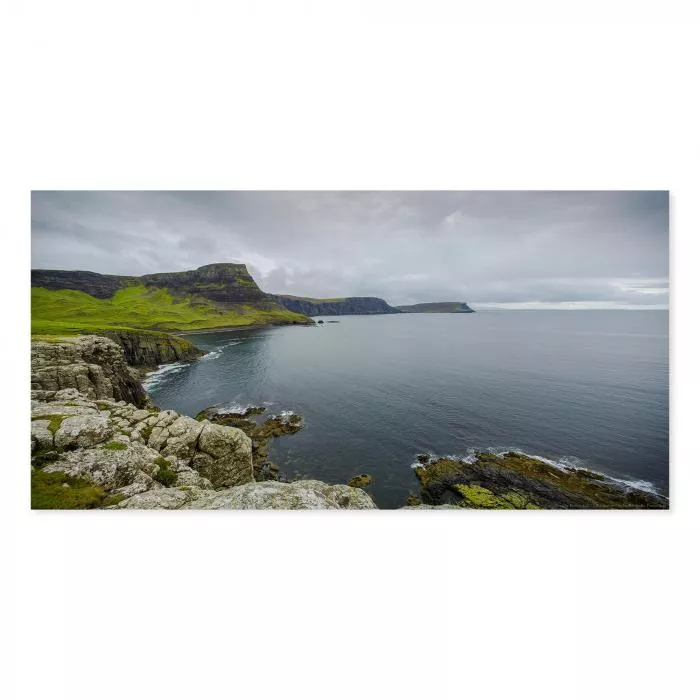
[3,4,697,700]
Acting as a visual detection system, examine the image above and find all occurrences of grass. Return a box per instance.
[31,470,105,509]
[32,285,310,335]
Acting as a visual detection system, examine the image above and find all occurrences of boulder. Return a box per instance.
[54,414,114,450]
[191,421,253,487]
[45,442,163,491]
[184,479,378,510]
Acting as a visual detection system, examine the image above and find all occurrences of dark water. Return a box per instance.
[145,311,669,508]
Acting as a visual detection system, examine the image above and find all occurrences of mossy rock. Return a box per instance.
[413,453,667,510]
[32,414,66,435]
[453,484,540,510]
[348,473,373,488]
[31,470,105,510]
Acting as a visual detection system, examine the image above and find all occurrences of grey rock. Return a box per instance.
[192,421,253,487]
[54,414,114,450]
[185,479,378,510]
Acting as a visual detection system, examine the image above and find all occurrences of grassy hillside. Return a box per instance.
[32,285,309,336]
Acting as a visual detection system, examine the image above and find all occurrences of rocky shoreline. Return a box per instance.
[30,334,667,511]
[30,335,377,509]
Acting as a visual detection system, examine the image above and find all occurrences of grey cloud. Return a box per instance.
[31,191,669,308]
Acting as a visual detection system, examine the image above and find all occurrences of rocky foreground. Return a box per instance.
[30,335,376,509]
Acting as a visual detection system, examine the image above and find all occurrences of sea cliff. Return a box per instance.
[269,294,400,316]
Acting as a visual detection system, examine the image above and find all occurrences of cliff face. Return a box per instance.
[396,302,475,313]
[270,295,400,316]
[31,269,132,299]
[139,263,268,305]
[33,263,268,305]
[31,335,148,407]
[99,330,204,367]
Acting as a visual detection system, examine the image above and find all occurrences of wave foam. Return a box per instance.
[143,362,189,390]
[410,448,664,496]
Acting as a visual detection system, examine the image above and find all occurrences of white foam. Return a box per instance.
[410,448,664,496]
[200,340,243,361]
[142,362,189,390]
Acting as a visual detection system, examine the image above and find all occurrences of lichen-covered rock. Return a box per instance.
[115,487,204,509]
[44,442,163,491]
[31,336,147,406]
[156,416,204,460]
[191,421,254,487]
[54,414,114,450]
[31,420,54,452]
[185,479,378,510]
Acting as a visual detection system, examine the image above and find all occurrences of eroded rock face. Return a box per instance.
[31,336,147,406]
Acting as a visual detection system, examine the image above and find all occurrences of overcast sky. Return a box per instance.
[31,191,668,309]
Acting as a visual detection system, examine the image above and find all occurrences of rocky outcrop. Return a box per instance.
[99,330,203,367]
[269,295,400,316]
[30,336,378,510]
[31,335,148,406]
[115,480,377,510]
[395,302,475,313]
[412,452,668,509]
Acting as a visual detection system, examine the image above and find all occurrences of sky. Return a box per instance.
[31,191,669,309]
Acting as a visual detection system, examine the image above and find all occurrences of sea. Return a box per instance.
[144,310,669,508]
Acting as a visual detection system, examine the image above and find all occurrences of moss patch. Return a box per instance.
[153,457,177,486]
[31,470,105,510]
[348,474,373,488]
[101,441,128,451]
[32,414,66,435]
[454,484,540,510]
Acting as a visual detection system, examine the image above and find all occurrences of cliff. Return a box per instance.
[396,302,475,313]
[31,263,312,336]
[269,295,400,316]
[30,336,378,510]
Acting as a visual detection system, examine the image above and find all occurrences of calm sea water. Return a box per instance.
[145,311,669,508]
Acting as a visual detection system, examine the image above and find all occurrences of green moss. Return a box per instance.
[140,425,153,441]
[101,441,128,451]
[31,470,105,510]
[102,493,128,507]
[32,414,66,435]
[348,474,373,488]
[153,457,177,486]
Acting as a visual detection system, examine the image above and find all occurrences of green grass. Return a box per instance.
[101,441,128,451]
[32,285,310,335]
[31,470,105,509]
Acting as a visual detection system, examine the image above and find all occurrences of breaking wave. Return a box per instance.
[142,362,189,390]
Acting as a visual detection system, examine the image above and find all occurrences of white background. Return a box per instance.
[2,2,698,699]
